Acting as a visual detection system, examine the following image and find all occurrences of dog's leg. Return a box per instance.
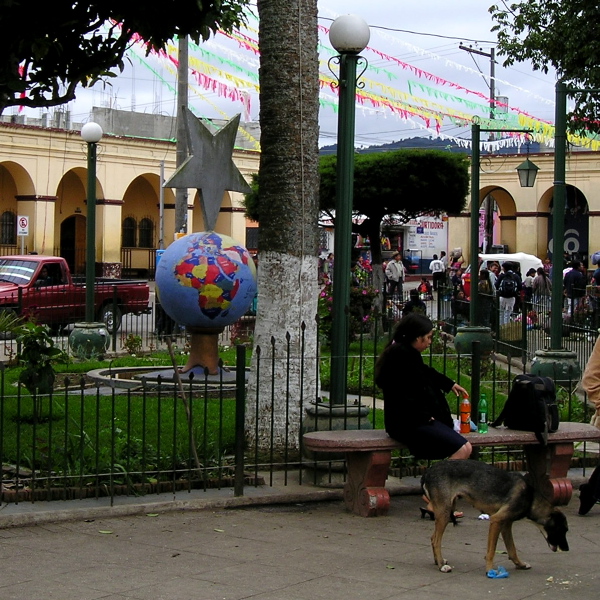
[484,520,504,572]
[500,522,531,570]
[431,510,452,572]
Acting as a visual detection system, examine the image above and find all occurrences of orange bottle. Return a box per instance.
[459,395,471,434]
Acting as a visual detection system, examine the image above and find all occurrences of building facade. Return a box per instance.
[0,120,259,277]
[448,151,600,265]
[2,117,599,273]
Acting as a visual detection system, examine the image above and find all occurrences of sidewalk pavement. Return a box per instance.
[1,470,599,599]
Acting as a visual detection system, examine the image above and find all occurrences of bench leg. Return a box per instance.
[343,451,392,517]
[524,442,574,506]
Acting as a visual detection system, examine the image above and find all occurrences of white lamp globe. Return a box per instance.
[81,122,103,143]
[329,14,370,53]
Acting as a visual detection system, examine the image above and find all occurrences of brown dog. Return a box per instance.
[421,460,569,574]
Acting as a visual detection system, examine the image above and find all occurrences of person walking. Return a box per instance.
[429,254,445,291]
[495,264,522,325]
[532,266,552,307]
[564,260,587,317]
[385,251,405,299]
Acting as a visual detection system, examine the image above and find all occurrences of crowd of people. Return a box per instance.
[318,245,600,335]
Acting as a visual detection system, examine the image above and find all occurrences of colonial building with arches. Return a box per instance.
[2,117,599,273]
[0,120,260,277]
[447,150,600,265]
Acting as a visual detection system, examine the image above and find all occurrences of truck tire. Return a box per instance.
[98,304,122,332]
[0,308,19,340]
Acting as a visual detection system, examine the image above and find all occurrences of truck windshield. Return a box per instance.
[0,259,37,285]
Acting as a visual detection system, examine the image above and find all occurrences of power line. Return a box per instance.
[319,16,496,45]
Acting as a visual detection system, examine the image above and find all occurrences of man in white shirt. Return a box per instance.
[429,254,445,291]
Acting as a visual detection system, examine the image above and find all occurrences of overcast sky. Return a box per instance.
[17,1,558,149]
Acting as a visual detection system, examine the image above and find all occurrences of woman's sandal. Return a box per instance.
[420,508,464,520]
[420,507,435,520]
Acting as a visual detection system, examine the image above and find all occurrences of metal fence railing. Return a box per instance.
[1,317,596,505]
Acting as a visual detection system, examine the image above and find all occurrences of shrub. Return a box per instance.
[318,282,379,344]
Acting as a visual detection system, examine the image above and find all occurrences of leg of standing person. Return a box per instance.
[499,296,509,325]
[579,463,600,515]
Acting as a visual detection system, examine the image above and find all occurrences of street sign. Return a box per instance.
[17,215,29,236]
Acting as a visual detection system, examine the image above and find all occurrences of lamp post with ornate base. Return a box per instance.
[529,81,600,381]
[69,123,111,359]
[328,14,370,409]
[454,123,540,358]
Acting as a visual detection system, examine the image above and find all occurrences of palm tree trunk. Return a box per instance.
[246,0,320,450]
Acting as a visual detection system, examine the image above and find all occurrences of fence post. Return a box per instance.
[234,344,246,496]
[471,340,481,420]
[112,285,118,352]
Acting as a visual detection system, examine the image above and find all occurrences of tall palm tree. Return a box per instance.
[246,0,320,449]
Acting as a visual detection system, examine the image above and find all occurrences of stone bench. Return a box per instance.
[303,422,600,517]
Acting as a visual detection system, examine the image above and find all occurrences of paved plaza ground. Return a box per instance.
[1,473,599,600]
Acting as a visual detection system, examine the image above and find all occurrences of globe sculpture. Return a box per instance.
[155,231,257,374]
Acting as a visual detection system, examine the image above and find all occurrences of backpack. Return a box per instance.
[491,374,559,444]
[498,272,517,297]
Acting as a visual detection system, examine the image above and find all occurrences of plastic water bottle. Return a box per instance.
[460,395,471,434]
[478,393,488,434]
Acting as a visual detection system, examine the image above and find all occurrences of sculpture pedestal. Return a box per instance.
[69,322,110,359]
[531,349,581,383]
[453,326,493,356]
[179,327,224,375]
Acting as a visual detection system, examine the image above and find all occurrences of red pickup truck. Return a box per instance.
[0,255,150,333]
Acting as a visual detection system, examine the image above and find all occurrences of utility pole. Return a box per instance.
[175,36,189,235]
[459,45,496,122]
[460,44,496,253]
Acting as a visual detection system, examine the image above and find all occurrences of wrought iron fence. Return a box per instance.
[1,321,596,505]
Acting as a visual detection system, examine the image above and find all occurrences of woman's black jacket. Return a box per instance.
[375,342,455,439]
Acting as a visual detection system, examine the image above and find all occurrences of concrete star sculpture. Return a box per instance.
[164,108,251,231]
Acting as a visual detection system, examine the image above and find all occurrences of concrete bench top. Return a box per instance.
[303,422,600,452]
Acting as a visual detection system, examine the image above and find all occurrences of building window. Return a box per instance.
[0,211,16,245]
[138,217,155,248]
[122,217,136,248]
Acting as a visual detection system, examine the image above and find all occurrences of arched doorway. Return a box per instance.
[60,215,86,274]
[548,185,589,264]
[479,186,517,253]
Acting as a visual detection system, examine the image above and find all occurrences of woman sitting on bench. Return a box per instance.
[375,313,471,517]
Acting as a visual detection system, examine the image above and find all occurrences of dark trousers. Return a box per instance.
[388,279,403,299]
[432,272,445,291]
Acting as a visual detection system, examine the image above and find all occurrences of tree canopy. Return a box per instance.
[0,0,249,114]
[490,1,600,133]
[319,149,469,279]
[245,148,469,230]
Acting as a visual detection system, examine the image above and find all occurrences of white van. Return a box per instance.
[462,252,543,297]
[477,252,543,275]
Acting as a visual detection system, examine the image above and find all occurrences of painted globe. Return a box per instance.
[155,232,257,329]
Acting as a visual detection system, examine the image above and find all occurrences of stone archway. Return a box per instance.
[546,184,589,263]
[479,186,517,253]
[60,214,86,274]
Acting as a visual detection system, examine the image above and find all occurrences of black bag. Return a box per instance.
[498,272,517,297]
[491,374,559,444]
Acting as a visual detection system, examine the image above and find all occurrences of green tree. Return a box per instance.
[0,0,249,114]
[490,1,600,133]
[246,149,469,305]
